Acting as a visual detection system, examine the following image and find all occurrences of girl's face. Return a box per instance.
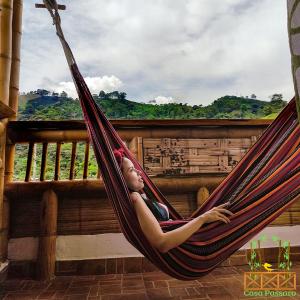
[122,157,144,192]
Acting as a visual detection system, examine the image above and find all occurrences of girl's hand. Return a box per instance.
[200,202,234,224]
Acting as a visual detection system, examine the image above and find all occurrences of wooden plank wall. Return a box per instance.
[143,136,258,175]
[7,188,300,239]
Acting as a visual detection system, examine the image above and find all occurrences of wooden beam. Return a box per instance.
[35,3,66,10]
[36,189,58,280]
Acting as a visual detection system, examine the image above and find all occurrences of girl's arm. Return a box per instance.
[130,192,231,253]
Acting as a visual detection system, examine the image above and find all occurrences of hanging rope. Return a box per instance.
[43,0,75,68]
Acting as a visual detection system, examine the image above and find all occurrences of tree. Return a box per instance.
[107,91,120,99]
[99,90,106,99]
[270,94,283,102]
[36,89,50,96]
[119,92,127,100]
[60,91,68,98]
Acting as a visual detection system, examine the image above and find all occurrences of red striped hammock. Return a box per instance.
[43,1,300,280]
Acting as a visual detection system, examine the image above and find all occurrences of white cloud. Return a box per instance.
[149,96,177,105]
[20,0,295,106]
[45,75,123,99]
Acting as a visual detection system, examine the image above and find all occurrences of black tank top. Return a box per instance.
[140,193,170,221]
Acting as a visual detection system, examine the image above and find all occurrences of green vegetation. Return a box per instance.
[18,90,287,121]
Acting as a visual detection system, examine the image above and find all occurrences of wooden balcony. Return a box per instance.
[4,119,300,279]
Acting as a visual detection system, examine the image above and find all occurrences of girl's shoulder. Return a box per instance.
[130,192,142,203]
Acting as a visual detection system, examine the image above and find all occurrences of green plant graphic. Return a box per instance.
[247,234,293,275]
[278,240,292,272]
[247,239,262,275]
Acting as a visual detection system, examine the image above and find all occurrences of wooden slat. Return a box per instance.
[54,142,62,181]
[25,142,34,182]
[40,142,48,181]
[83,142,89,179]
[69,142,77,180]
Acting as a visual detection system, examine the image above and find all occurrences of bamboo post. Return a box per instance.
[196,186,209,207]
[0,0,13,107]
[288,0,300,123]
[4,0,22,184]
[0,195,9,263]
[8,0,22,113]
[0,105,9,269]
[0,0,17,274]
[36,189,58,280]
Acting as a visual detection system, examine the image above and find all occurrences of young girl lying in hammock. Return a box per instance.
[113,148,233,253]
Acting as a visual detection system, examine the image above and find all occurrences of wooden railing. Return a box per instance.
[5,119,272,183]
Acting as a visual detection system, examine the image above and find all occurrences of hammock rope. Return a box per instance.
[42,0,300,280]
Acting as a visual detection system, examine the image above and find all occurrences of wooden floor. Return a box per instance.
[1,262,300,300]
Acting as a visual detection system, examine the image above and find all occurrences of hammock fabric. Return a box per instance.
[43,1,300,280]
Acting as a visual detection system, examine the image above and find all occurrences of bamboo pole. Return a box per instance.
[0,0,13,106]
[0,195,9,262]
[7,126,267,144]
[0,119,9,268]
[288,0,300,123]
[0,0,14,272]
[36,189,57,280]
[9,0,22,112]
[5,0,23,184]
[4,176,225,198]
[0,120,9,266]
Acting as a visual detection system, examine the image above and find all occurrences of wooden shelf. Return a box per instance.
[0,102,16,119]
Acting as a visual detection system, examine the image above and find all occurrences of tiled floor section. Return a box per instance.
[1,262,300,300]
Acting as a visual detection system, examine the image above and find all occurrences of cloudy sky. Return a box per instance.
[20,0,295,105]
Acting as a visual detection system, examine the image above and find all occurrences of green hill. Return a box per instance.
[17,91,287,121]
